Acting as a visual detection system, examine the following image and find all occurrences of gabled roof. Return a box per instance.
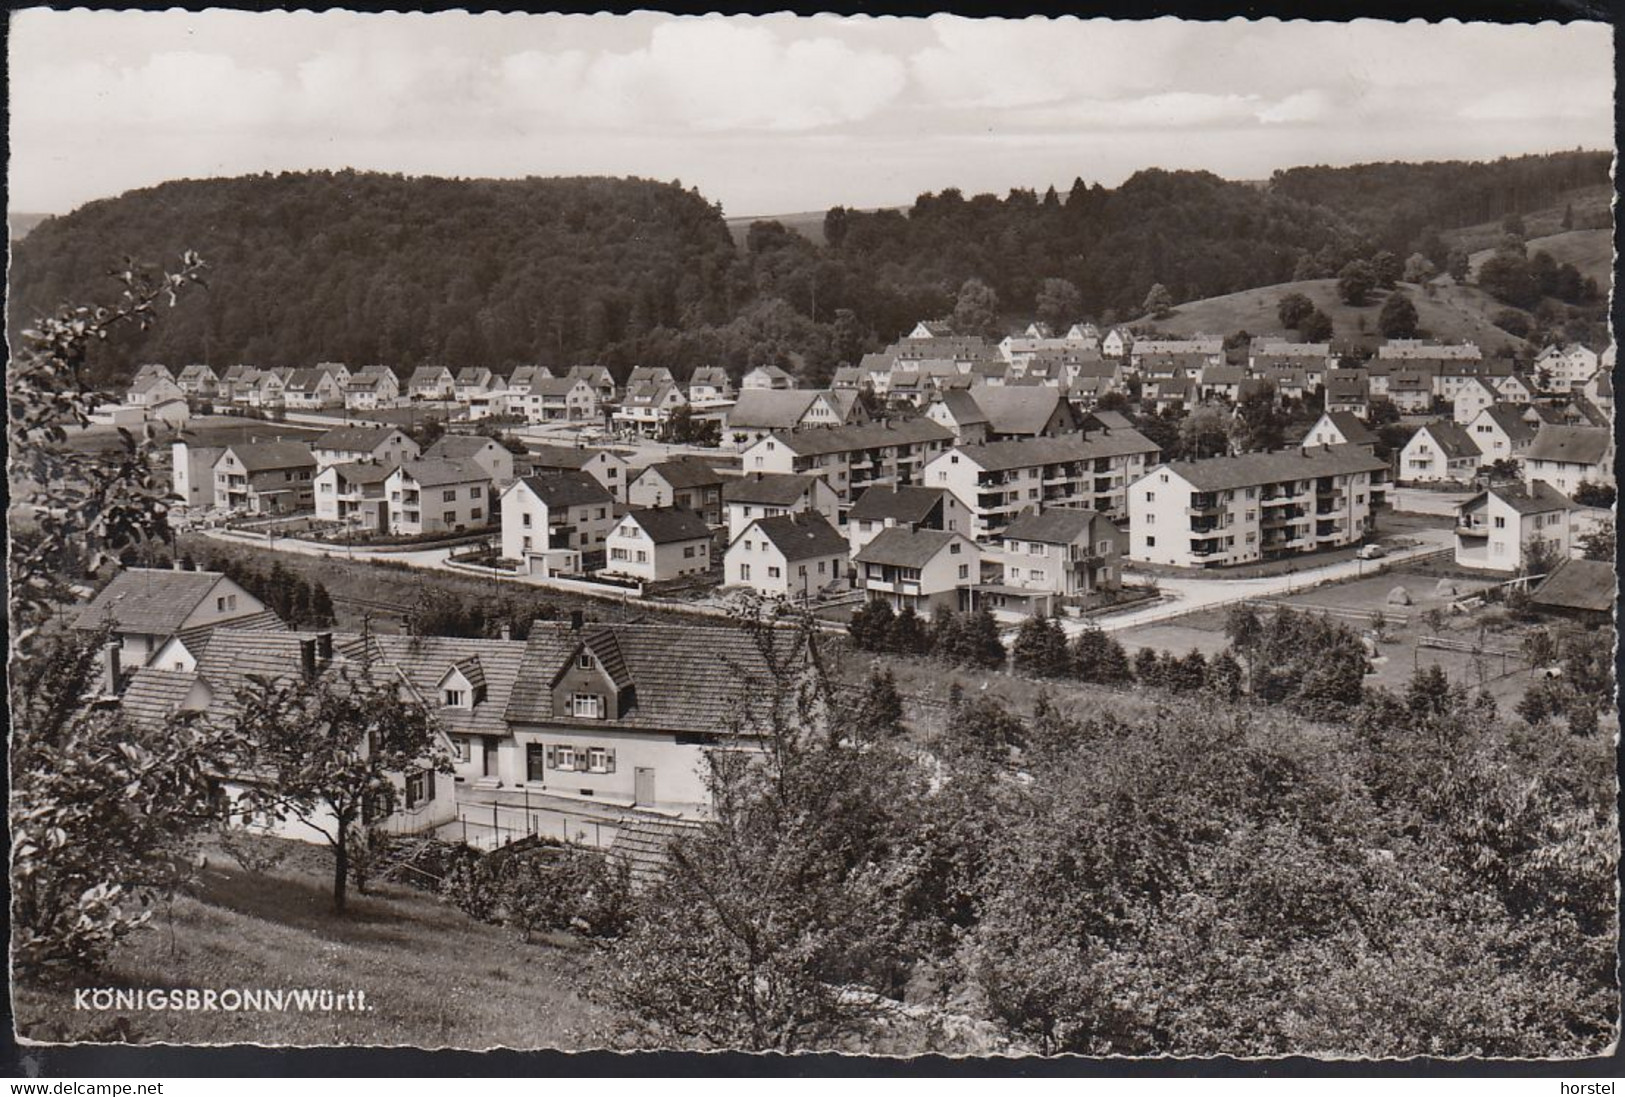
[746,513,849,562]
[1200,365,1247,385]
[221,441,316,471]
[854,526,967,569]
[1002,508,1105,545]
[568,365,614,383]
[689,366,731,388]
[1325,371,1370,397]
[622,382,680,406]
[314,426,404,452]
[848,485,952,525]
[1476,405,1538,444]
[75,568,235,635]
[728,389,820,429]
[764,418,953,457]
[619,507,711,544]
[723,471,824,507]
[326,633,526,739]
[424,434,500,461]
[1319,411,1378,446]
[119,669,202,728]
[1158,444,1389,492]
[636,457,724,491]
[409,365,452,384]
[970,386,1072,436]
[1413,421,1479,460]
[1525,424,1611,465]
[525,443,622,470]
[1475,481,1576,516]
[326,461,397,486]
[950,428,1160,472]
[395,458,489,488]
[455,367,493,385]
[285,368,336,392]
[504,621,791,734]
[1085,410,1134,431]
[935,389,990,426]
[531,377,587,397]
[1529,558,1615,615]
[514,471,615,510]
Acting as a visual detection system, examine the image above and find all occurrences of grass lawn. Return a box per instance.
[13,837,618,1049]
[178,532,736,635]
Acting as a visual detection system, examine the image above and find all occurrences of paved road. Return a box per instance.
[1056,527,1457,636]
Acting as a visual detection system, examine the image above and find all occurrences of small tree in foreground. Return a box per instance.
[233,667,451,913]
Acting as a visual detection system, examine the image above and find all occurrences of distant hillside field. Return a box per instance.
[1132,278,1531,355]
[726,209,830,248]
[1442,183,1614,256]
[1468,228,1613,290]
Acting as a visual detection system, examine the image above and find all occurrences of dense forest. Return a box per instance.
[8,151,1609,388]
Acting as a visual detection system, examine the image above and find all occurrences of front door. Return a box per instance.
[526,744,547,784]
[482,736,499,779]
[633,767,655,806]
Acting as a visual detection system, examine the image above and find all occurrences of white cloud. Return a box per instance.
[1256,89,1332,125]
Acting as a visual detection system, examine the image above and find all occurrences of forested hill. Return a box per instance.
[8,172,742,383]
[10,151,1611,387]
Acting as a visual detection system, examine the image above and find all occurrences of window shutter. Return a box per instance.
[605,749,616,774]
[545,745,557,769]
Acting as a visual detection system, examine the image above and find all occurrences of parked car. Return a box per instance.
[1356,544,1388,560]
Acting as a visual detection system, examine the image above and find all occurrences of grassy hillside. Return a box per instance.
[726,209,829,247]
[1133,278,1530,354]
[1469,228,1613,289]
[1442,183,1613,255]
[13,837,617,1048]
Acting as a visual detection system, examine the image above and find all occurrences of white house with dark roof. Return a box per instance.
[854,527,981,615]
[1535,344,1600,393]
[408,366,457,400]
[613,382,687,437]
[742,364,796,391]
[75,567,284,672]
[1128,445,1388,568]
[126,373,185,407]
[845,484,972,557]
[627,458,727,526]
[723,471,840,541]
[512,377,597,423]
[344,365,400,409]
[524,443,632,502]
[311,425,420,470]
[605,507,713,582]
[175,364,219,397]
[1522,425,1614,497]
[500,472,618,574]
[925,390,992,446]
[1301,411,1378,454]
[738,419,956,508]
[212,441,317,513]
[567,365,617,404]
[423,433,515,487]
[1454,482,1575,572]
[686,366,734,405]
[721,389,867,448]
[725,513,850,600]
[171,439,227,510]
[314,461,395,531]
[1399,421,1480,484]
[979,508,1125,616]
[386,458,493,535]
[1464,405,1537,467]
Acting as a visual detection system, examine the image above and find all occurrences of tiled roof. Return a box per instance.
[328,461,396,486]
[688,366,731,387]
[396,458,489,488]
[75,569,232,635]
[314,426,402,452]
[1479,481,1576,516]
[1414,421,1479,460]
[847,485,951,525]
[409,366,450,385]
[936,390,990,426]
[525,444,622,470]
[971,387,1071,435]
[504,621,789,735]
[174,609,287,657]
[424,434,499,461]
[364,634,527,738]
[1478,405,1539,444]
[767,418,953,457]
[748,513,848,562]
[854,527,965,569]
[952,428,1160,472]
[1529,558,1615,615]
[1160,444,1389,492]
[515,471,614,510]
[530,378,584,397]
[224,441,315,472]
[1319,411,1378,445]
[119,669,202,729]
[621,507,711,544]
[611,817,705,888]
[1525,425,1611,466]
[1002,508,1104,545]
[727,390,819,429]
[723,472,823,507]
[636,458,724,491]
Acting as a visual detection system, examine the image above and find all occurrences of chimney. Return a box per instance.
[499,622,512,641]
[300,638,318,681]
[173,558,185,571]
[101,641,123,697]
[316,631,334,663]
[570,609,585,632]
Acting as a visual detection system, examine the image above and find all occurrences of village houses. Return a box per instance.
[1522,425,1614,497]
[627,458,727,527]
[613,382,687,437]
[408,365,457,401]
[76,566,286,673]
[314,461,395,532]
[1453,482,1575,572]
[386,458,493,535]
[1399,421,1481,484]
[604,507,714,583]
[500,472,619,576]
[311,425,421,470]
[723,471,841,542]
[738,419,955,510]
[212,441,317,514]
[524,443,632,503]
[854,527,982,615]
[424,433,516,487]
[742,364,796,390]
[975,508,1125,617]
[171,438,227,510]
[725,512,850,600]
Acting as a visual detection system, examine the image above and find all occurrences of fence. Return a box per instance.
[1244,599,1409,629]
[450,800,617,852]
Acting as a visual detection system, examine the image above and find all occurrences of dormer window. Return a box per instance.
[444,689,467,707]
[573,693,604,719]
[578,652,593,670]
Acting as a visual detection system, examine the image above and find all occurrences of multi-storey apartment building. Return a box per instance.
[737,419,955,510]
[921,428,1160,542]
[1127,445,1389,568]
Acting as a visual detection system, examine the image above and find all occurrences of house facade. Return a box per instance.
[75,567,284,670]
[604,508,714,582]
[725,513,850,600]
[1523,425,1614,497]
[212,441,317,513]
[314,462,394,531]
[311,426,421,470]
[722,472,841,542]
[499,473,618,574]
[1399,422,1480,484]
[980,508,1124,615]
[1454,483,1574,572]
[386,459,493,535]
[1128,445,1388,568]
[854,527,981,615]
[627,458,726,527]
[845,485,972,556]
[737,420,956,509]
[424,434,516,487]
[171,440,227,510]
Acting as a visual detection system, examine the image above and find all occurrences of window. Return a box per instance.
[444,689,466,707]
[1146,514,1155,525]
[768,566,781,579]
[587,747,612,774]
[817,560,826,575]
[471,508,483,520]
[442,511,456,525]
[958,564,970,580]
[451,737,470,763]
[740,563,751,580]
[522,513,533,528]
[1029,568,1043,581]
[1146,535,1156,547]
[470,485,483,499]
[1029,543,1045,556]
[443,489,458,502]
[1493,516,1506,529]
[636,550,648,563]
[1097,539,1112,555]
[1145,491,1155,502]
[404,769,435,809]
[553,745,578,771]
[216,594,237,612]
[683,545,697,558]
[578,652,593,669]
[597,508,607,519]
[572,693,604,719]
[611,547,628,561]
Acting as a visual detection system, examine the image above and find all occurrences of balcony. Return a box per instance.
[1455,522,1490,539]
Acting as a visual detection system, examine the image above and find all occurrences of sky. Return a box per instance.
[7,10,1615,218]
